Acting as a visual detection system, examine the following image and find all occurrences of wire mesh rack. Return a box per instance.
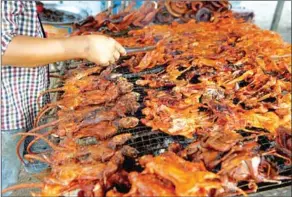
[112,64,292,194]
[119,124,193,156]
[238,165,292,193]
[114,64,166,79]
[46,62,291,195]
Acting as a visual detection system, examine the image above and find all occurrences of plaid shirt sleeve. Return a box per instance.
[1,1,50,130]
[1,1,23,55]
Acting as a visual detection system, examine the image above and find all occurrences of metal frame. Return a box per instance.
[270,1,285,31]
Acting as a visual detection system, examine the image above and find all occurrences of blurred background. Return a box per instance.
[41,0,291,42]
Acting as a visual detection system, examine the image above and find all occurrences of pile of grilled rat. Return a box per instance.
[118,12,290,139]
[3,66,140,196]
[3,5,291,197]
[117,8,291,197]
[72,0,231,36]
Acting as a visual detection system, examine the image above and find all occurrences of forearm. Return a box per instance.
[2,36,88,67]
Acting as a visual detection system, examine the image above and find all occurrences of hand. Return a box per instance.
[2,35,126,67]
[83,35,126,66]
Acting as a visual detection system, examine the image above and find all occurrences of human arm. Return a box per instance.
[2,35,126,67]
[1,1,125,67]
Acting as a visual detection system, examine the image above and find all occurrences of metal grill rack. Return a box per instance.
[114,65,194,155]
[238,164,292,193]
[112,64,292,194]
[114,65,166,80]
[46,62,291,195]
[120,125,194,156]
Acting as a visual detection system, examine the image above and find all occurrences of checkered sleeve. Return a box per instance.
[1,1,23,55]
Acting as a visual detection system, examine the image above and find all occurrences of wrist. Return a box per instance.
[62,36,89,59]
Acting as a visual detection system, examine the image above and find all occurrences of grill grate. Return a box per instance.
[47,63,291,194]
[114,65,166,78]
[113,65,292,194]
[125,128,193,156]
[115,65,195,156]
[120,124,292,194]
[238,166,292,192]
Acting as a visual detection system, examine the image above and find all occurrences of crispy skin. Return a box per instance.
[139,152,224,196]
[142,86,289,137]
[29,134,137,197]
[141,89,213,138]
[50,133,134,165]
[127,172,176,197]
[125,10,290,138]
[275,127,292,159]
[179,130,243,170]
[37,72,139,138]
[107,152,230,197]
[107,172,176,197]
[36,151,124,196]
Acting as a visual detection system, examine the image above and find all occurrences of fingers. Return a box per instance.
[109,57,116,65]
[109,37,126,55]
[114,40,127,56]
[113,51,120,61]
[100,61,110,67]
[97,37,125,67]
[100,54,117,67]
